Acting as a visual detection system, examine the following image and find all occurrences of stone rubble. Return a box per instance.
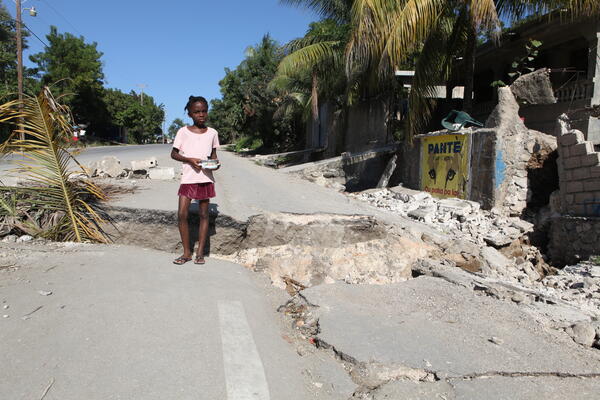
[350,186,531,248]
[87,156,176,180]
[350,185,600,346]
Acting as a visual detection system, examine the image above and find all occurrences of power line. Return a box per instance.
[39,0,83,37]
[7,14,49,48]
[22,23,49,48]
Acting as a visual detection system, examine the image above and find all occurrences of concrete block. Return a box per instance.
[566,194,575,204]
[148,167,175,180]
[564,170,573,181]
[560,146,570,158]
[130,157,158,171]
[591,166,600,178]
[558,131,584,146]
[584,180,600,192]
[565,181,583,193]
[572,167,591,180]
[437,198,474,215]
[570,142,594,156]
[96,156,124,178]
[389,186,432,202]
[567,204,586,216]
[581,153,600,167]
[563,156,581,169]
[575,192,593,204]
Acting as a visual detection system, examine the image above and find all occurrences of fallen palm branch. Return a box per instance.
[0,87,110,243]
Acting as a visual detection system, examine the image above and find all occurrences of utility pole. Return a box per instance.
[15,0,23,140]
[136,83,147,105]
[14,1,36,141]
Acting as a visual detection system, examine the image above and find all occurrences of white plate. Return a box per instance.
[201,161,220,170]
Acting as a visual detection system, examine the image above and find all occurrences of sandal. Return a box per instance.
[194,255,206,265]
[173,256,192,265]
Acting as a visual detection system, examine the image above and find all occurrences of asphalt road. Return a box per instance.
[0,145,359,399]
[0,243,323,400]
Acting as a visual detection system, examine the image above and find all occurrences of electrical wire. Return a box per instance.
[22,23,49,48]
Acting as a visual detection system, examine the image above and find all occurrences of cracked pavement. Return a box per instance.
[2,145,600,399]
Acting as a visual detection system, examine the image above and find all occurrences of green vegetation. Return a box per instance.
[213,0,600,148]
[0,3,165,145]
[210,35,300,153]
[0,87,109,243]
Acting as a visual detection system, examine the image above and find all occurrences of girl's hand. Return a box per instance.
[187,158,202,172]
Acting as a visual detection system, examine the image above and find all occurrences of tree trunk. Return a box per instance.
[463,23,477,113]
[311,70,320,148]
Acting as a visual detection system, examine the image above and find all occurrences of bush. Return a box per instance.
[234,136,263,153]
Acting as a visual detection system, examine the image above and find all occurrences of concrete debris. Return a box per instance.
[566,322,596,347]
[37,290,52,296]
[350,185,600,322]
[147,167,175,180]
[352,186,530,249]
[130,157,158,171]
[88,156,125,178]
[510,68,557,105]
[16,235,33,243]
[88,156,175,180]
[218,213,434,289]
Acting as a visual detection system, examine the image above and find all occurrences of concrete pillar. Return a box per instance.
[587,26,600,144]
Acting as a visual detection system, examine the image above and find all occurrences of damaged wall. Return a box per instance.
[556,116,600,216]
[548,115,600,265]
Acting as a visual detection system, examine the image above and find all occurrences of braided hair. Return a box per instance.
[184,95,208,111]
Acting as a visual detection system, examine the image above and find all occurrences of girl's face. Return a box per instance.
[188,101,208,126]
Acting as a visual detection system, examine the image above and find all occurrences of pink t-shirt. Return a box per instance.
[173,126,220,184]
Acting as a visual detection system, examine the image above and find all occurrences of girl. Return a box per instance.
[171,96,220,265]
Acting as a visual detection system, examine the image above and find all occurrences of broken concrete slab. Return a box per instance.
[389,186,432,203]
[130,157,158,171]
[301,277,600,380]
[89,156,125,178]
[510,68,557,105]
[219,213,434,288]
[148,167,175,180]
[372,375,600,400]
[481,246,511,271]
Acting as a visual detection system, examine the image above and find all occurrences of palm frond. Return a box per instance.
[406,16,458,141]
[0,87,109,243]
[279,0,353,22]
[277,41,344,77]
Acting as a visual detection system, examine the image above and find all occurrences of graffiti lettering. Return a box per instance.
[428,141,462,155]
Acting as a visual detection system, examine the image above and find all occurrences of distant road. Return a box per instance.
[0,144,176,174]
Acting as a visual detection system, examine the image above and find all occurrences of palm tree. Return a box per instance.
[272,16,350,148]
[285,0,600,141]
[346,0,600,138]
[0,87,110,242]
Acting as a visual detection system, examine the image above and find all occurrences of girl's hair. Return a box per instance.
[184,95,208,111]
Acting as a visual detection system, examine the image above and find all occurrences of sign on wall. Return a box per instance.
[421,134,470,199]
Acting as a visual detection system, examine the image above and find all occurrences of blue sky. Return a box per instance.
[8,0,318,130]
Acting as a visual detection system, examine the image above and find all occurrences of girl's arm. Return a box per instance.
[209,148,220,170]
[171,148,201,172]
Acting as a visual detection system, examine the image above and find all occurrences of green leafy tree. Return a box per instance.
[211,35,298,151]
[167,118,185,140]
[272,19,350,133]
[29,26,108,136]
[285,0,600,140]
[103,88,165,144]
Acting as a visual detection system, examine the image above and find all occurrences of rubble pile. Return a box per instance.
[87,156,175,180]
[351,185,600,327]
[351,186,533,248]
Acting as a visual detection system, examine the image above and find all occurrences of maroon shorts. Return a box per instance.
[178,182,216,200]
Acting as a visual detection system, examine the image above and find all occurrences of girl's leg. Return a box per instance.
[177,195,193,261]
[195,199,210,263]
